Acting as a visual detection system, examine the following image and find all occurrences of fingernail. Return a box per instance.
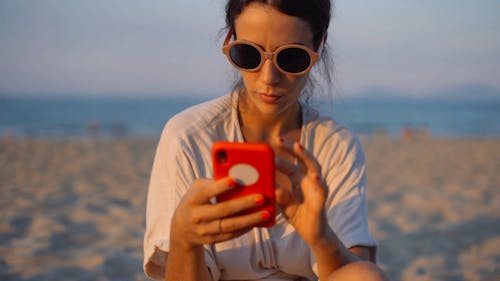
[315,174,321,182]
[262,211,271,221]
[228,178,237,188]
[255,195,265,205]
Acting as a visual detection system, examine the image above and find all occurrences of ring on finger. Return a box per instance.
[218,219,223,234]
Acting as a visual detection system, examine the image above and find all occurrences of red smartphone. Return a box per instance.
[212,141,276,227]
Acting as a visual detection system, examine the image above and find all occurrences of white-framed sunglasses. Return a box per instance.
[222,30,324,75]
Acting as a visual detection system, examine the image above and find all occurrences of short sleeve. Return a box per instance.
[310,131,377,275]
[142,124,179,280]
[326,135,376,247]
[142,125,220,281]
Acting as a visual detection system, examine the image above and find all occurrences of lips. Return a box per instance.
[258,93,283,103]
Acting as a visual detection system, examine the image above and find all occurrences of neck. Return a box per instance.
[237,92,302,144]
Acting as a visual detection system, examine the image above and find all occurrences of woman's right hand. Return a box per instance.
[170,177,270,251]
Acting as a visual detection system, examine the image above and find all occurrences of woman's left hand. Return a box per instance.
[274,136,331,245]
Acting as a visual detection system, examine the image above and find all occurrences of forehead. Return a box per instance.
[234,3,314,46]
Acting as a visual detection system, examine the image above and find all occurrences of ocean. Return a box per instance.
[1,96,499,139]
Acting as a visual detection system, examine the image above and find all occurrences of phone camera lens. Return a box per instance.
[216,150,227,163]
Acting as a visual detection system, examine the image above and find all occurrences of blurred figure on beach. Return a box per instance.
[401,124,431,141]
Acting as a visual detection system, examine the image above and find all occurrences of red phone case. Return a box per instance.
[212,141,276,227]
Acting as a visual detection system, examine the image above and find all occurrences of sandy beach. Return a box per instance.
[1,136,499,281]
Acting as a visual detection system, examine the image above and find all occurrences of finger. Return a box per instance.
[276,136,321,177]
[275,188,292,205]
[275,157,305,190]
[275,136,296,161]
[292,142,321,176]
[275,156,299,176]
[196,210,270,238]
[191,177,238,204]
[192,221,252,245]
[194,193,266,222]
[207,227,253,244]
[217,210,272,234]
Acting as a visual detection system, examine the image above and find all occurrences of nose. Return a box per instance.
[259,59,280,85]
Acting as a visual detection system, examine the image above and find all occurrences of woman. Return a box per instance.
[144,1,388,280]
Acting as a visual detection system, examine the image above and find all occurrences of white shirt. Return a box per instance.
[143,93,377,281]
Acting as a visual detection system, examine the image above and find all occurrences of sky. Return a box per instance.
[0,0,499,98]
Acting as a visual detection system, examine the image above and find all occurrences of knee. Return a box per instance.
[327,261,389,281]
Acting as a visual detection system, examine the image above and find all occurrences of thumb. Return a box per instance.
[275,188,292,206]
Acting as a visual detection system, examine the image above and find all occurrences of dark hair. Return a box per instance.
[225,0,335,102]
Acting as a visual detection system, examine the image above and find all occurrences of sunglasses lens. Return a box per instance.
[229,43,261,70]
[277,48,311,73]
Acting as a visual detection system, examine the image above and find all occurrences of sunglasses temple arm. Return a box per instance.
[223,30,234,46]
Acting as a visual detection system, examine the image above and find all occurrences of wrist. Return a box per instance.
[304,215,336,248]
[170,234,205,256]
[170,226,204,252]
[310,227,353,258]
[170,220,204,253]
[309,226,339,253]
[166,234,211,281]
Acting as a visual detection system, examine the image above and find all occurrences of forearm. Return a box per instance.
[311,227,360,281]
[165,244,212,281]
